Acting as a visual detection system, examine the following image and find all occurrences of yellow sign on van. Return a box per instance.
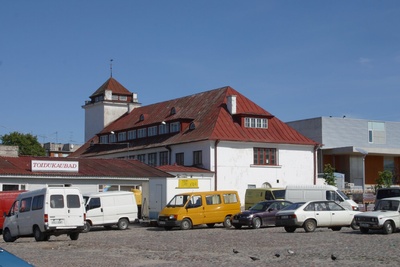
[178,179,199,188]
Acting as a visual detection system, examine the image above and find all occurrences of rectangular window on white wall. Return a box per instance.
[368,121,386,144]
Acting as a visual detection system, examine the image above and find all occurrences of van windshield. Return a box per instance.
[167,195,190,207]
[272,190,286,199]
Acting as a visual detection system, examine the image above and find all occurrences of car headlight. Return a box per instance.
[168,215,177,220]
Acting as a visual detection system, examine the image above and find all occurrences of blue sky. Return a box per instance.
[1,1,399,144]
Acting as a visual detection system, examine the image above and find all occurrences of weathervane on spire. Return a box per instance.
[110,59,113,77]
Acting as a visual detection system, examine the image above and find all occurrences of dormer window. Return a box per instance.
[245,117,268,129]
[170,107,176,115]
[189,122,196,130]
[139,114,145,121]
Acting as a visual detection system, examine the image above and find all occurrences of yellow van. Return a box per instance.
[244,188,285,210]
[157,190,241,230]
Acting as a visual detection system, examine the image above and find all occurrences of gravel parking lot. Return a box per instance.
[1,223,400,267]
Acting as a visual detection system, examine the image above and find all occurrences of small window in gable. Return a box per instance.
[170,107,176,115]
[139,114,145,121]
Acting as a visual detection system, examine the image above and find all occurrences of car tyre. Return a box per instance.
[180,218,192,230]
[83,221,91,233]
[360,227,369,234]
[252,217,261,229]
[383,221,394,235]
[3,228,16,243]
[284,226,296,233]
[351,219,360,230]
[303,219,317,232]
[69,232,80,240]
[34,226,46,242]
[223,216,232,228]
[117,218,129,230]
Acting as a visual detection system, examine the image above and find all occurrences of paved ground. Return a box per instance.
[1,223,399,267]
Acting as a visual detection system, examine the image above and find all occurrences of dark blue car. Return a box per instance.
[231,200,292,229]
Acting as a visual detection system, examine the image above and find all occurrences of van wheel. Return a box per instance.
[223,216,232,228]
[206,223,215,228]
[117,218,129,230]
[34,226,46,242]
[303,219,317,232]
[383,221,394,234]
[3,228,16,243]
[69,232,80,240]
[351,219,359,230]
[83,221,91,233]
[180,218,192,230]
[284,226,296,233]
[252,217,261,229]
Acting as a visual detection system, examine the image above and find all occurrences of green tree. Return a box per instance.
[375,170,393,189]
[1,131,46,156]
[323,163,336,186]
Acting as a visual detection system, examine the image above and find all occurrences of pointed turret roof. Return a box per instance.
[90,77,132,98]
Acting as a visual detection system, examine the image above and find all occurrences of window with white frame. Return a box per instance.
[159,151,168,165]
[368,121,386,144]
[137,128,147,138]
[148,153,157,167]
[159,123,169,134]
[112,95,118,100]
[137,154,146,163]
[245,117,268,128]
[148,126,157,137]
[119,96,127,101]
[118,132,126,141]
[170,122,180,133]
[100,135,108,144]
[176,152,184,165]
[253,147,277,165]
[128,130,136,140]
[193,150,202,166]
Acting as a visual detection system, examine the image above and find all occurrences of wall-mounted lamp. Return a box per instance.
[111,131,115,134]
[161,121,166,125]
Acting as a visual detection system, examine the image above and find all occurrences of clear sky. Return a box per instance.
[1,1,399,144]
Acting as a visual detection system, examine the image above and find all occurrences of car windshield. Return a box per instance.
[281,202,305,211]
[249,202,271,211]
[166,194,190,207]
[375,199,400,211]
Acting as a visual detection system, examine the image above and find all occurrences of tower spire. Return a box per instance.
[110,59,113,77]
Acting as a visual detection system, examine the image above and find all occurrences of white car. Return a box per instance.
[275,201,360,233]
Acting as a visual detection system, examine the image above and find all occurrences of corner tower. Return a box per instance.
[82,77,141,142]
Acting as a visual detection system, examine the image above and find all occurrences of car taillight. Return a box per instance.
[290,215,297,219]
[44,214,48,223]
[352,206,359,211]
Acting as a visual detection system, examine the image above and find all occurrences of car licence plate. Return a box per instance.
[158,221,165,225]
[360,223,370,228]
[52,219,64,224]
[232,219,239,223]
[281,215,288,219]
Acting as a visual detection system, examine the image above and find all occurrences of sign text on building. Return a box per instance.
[31,160,79,172]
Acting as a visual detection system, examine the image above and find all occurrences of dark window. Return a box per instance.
[159,151,168,165]
[32,195,44,210]
[20,197,32,212]
[50,195,64,209]
[87,197,101,210]
[193,150,202,166]
[148,153,157,167]
[67,194,81,208]
[253,148,277,165]
[2,184,19,191]
[137,154,146,163]
[176,153,184,165]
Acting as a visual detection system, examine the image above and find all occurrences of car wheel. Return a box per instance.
[223,216,232,228]
[34,226,46,242]
[206,223,215,228]
[351,219,360,230]
[303,219,317,232]
[252,217,261,229]
[180,218,192,230]
[117,218,129,230]
[83,221,91,233]
[3,228,16,243]
[284,226,296,233]
[383,221,394,234]
[360,227,369,234]
[69,232,80,240]
[233,225,242,229]
[331,227,342,231]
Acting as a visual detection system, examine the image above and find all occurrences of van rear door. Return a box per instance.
[48,188,83,227]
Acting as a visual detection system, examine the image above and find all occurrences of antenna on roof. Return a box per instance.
[110,59,113,77]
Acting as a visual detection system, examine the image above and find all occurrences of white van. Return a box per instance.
[83,191,138,232]
[285,185,359,211]
[3,187,86,242]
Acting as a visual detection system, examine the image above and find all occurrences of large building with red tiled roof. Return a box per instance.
[73,77,320,209]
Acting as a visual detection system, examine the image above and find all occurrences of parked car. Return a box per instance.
[275,200,360,233]
[231,200,292,229]
[354,197,400,234]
